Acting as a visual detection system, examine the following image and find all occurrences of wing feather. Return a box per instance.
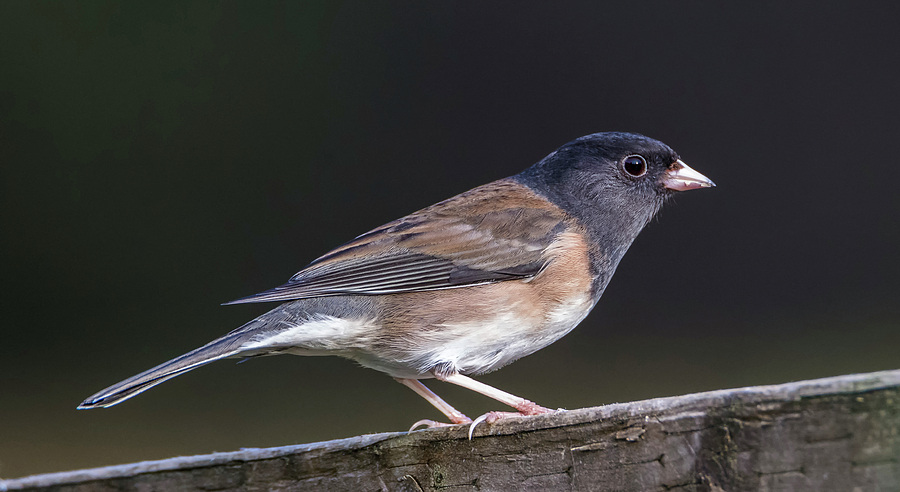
[225,178,571,304]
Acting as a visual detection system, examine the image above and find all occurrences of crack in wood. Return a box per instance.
[617,454,666,467]
[851,457,900,467]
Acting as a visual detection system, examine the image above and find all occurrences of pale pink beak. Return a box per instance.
[663,159,715,191]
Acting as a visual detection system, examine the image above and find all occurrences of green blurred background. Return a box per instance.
[2,1,899,479]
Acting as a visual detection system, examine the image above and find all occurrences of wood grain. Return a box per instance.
[4,369,899,491]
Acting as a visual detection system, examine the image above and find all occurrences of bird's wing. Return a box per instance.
[225,178,571,304]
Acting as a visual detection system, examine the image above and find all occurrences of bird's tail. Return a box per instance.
[77,330,249,409]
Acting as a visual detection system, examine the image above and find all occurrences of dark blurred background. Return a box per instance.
[2,1,899,479]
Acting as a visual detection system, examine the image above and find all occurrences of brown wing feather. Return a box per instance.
[225,178,572,304]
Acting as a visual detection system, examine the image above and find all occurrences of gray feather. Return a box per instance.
[78,296,381,409]
[77,337,244,409]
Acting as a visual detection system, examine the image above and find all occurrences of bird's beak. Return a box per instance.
[663,159,715,191]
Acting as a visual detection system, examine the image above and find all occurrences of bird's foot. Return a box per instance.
[516,400,553,416]
[469,400,562,441]
[467,402,557,439]
[408,415,472,432]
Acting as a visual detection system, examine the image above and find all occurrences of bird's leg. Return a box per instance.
[437,373,552,415]
[435,372,556,439]
[394,377,472,431]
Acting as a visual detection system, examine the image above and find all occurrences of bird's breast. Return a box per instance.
[368,227,597,377]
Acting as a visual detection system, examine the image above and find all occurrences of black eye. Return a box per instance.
[622,155,647,177]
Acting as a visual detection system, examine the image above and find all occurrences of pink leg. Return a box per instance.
[394,378,472,431]
[436,373,556,439]
[438,373,552,415]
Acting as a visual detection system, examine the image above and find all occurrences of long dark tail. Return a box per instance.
[78,330,251,409]
[78,298,338,409]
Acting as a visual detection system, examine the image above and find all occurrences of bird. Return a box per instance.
[78,132,714,435]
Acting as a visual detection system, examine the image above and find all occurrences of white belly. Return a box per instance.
[452,293,595,375]
[360,292,596,378]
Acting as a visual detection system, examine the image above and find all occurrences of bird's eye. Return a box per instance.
[622,155,647,177]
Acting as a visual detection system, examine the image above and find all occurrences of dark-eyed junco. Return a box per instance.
[78,132,713,435]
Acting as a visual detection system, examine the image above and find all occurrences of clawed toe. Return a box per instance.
[467,411,518,439]
[467,407,563,440]
[408,419,453,432]
[408,416,472,432]
[397,375,563,439]
[467,413,488,440]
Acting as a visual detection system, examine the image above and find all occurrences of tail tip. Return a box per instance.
[77,394,114,409]
[77,399,100,410]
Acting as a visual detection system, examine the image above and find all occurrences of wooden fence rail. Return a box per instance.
[2,369,899,491]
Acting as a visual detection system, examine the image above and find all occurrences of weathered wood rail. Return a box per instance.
[2,369,899,491]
